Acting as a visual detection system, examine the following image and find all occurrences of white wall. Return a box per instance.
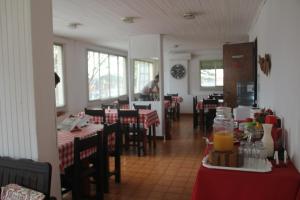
[53,36,127,113]
[0,0,61,198]
[163,46,223,113]
[249,0,300,170]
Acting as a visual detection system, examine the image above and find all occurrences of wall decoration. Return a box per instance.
[170,64,186,79]
[259,54,271,76]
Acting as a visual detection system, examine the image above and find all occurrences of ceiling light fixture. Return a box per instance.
[183,12,196,20]
[121,17,135,23]
[68,22,82,29]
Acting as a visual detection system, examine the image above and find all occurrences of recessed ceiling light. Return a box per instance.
[183,12,196,20]
[121,17,135,23]
[68,22,82,29]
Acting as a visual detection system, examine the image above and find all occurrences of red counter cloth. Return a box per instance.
[192,162,300,200]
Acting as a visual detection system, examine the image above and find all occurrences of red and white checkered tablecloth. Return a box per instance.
[57,124,103,172]
[88,109,160,129]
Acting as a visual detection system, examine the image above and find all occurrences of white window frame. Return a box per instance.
[200,60,223,90]
[87,49,127,102]
[53,43,67,110]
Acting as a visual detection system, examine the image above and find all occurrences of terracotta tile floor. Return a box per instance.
[63,114,206,200]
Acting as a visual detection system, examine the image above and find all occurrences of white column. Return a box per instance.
[0,0,61,198]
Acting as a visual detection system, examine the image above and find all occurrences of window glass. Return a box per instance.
[201,69,216,87]
[53,44,65,107]
[200,60,223,87]
[88,51,100,100]
[118,57,127,96]
[134,60,154,93]
[216,69,224,86]
[109,55,118,97]
[87,50,127,100]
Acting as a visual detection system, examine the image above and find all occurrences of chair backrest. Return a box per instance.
[164,95,172,102]
[209,94,224,100]
[74,133,101,167]
[85,107,106,123]
[193,96,198,112]
[167,93,178,96]
[117,110,140,128]
[103,122,120,142]
[103,122,121,154]
[133,104,151,110]
[101,103,116,109]
[203,99,219,106]
[102,122,121,189]
[118,97,129,105]
[0,157,52,199]
[73,132,102,199]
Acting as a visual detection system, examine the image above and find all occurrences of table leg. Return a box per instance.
[165,108,171,140]
[148,127,152,147]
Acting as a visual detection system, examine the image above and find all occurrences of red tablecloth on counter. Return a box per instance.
[191,162,300,200]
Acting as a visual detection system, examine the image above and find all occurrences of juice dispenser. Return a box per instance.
[213,107,234,151]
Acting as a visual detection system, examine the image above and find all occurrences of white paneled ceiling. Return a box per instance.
[52,0,263,51]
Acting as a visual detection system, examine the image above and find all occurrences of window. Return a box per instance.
[200,60,223,87]
[87,50,127,101]
[134,60,154,93]
[53,44,65,107]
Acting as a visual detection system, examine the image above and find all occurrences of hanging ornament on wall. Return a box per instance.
[259,54,271,76]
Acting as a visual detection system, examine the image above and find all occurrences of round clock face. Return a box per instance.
[170,64,186,79]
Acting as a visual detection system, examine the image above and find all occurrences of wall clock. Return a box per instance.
[170,64,186,79]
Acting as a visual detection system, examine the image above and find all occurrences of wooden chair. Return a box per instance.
[164,95,175,120]
[118,97,129,109]
[61,132,103,200]
[167,94,180,119]
[85,107,106,123]
[102,122,121,193]
[118,110,147,156]
[133,104,154,146]
[101,103,117,109]
[133,104,151,110]
[167,93,178,96]
[0,157,55,200]
[202,99,218,135]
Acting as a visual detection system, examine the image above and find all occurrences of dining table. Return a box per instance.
[57,124,104,172]
[196,99,224,110]
[194,99,224,129]
[86,109,160,147]
[192,160,300,200]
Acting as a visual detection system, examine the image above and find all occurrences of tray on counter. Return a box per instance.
[202,155,272,173]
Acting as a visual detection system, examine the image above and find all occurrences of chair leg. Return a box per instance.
[143,131,147,156]
[148,128,152,147]
[103,155,109,193]
[72,179,80,200]
[96,166,104,200]
[125,132,129,151]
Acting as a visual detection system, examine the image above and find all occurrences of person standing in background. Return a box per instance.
[140,74,159,100]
